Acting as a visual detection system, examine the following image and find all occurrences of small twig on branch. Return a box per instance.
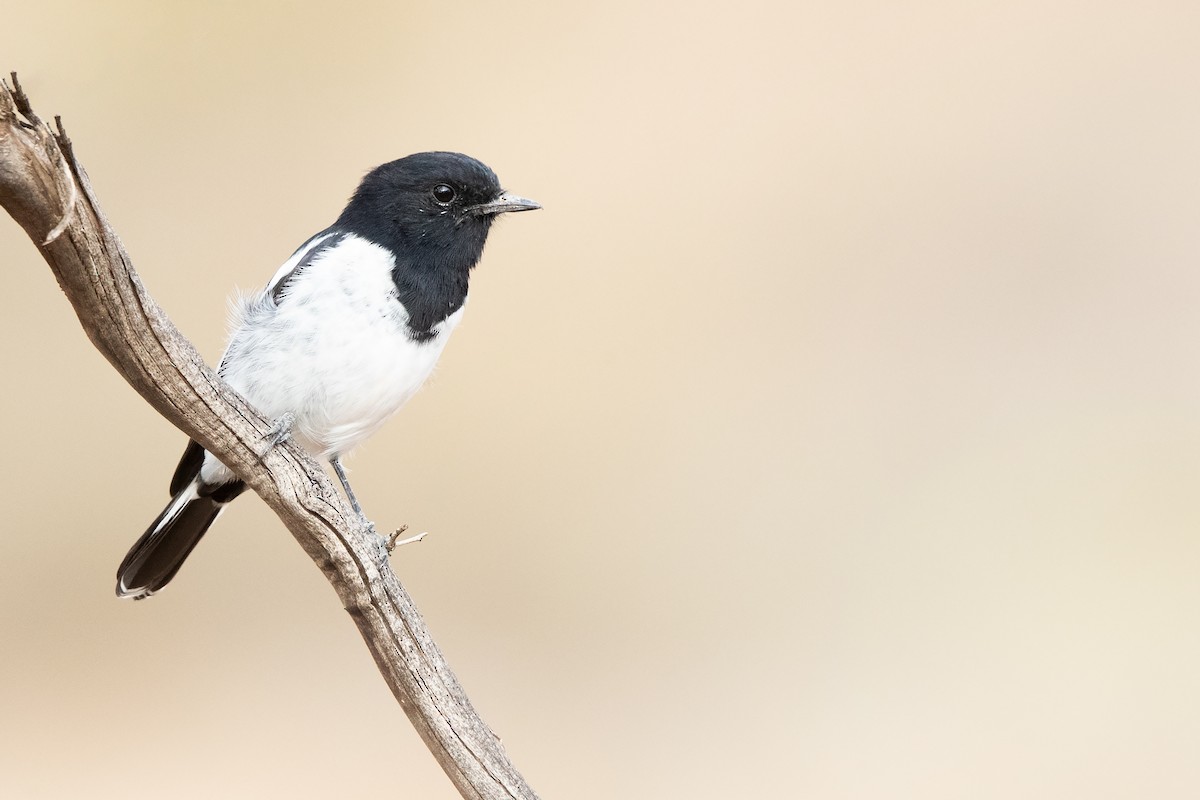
[0,74,540,800]
[387,524,430,551]
[9,72,38,127]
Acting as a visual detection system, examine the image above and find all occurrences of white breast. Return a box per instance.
[201,234,462,485]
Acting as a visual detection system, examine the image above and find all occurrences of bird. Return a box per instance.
[115,151,540,599]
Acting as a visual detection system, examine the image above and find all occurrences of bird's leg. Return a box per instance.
[330,457,378,537]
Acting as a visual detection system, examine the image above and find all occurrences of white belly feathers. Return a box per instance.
[201,234,462,485]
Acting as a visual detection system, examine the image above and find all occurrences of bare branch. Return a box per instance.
[389,525,431,550]
[0,76,539,800]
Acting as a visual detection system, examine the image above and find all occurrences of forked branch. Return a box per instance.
[0,74,539,800]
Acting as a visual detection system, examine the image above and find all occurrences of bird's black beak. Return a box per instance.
[467,191,542,216]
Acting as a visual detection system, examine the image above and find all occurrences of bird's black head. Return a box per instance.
[335,151,539,276]
[335,152,539,341]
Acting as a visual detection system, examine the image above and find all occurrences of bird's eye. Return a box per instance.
[432,184,456,204]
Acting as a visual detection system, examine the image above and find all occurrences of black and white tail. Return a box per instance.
[116,441,245,599]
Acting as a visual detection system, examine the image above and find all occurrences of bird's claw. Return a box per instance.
[367,526,391,564]
[356,518,389,563]
[260,412,296,458]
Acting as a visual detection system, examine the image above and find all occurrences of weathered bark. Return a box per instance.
[0,74,539,800]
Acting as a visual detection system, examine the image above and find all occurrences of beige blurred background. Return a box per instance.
[2,1,1199,797]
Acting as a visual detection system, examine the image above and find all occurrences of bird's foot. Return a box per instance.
[259,412,296,459]
[365,521,392,565]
